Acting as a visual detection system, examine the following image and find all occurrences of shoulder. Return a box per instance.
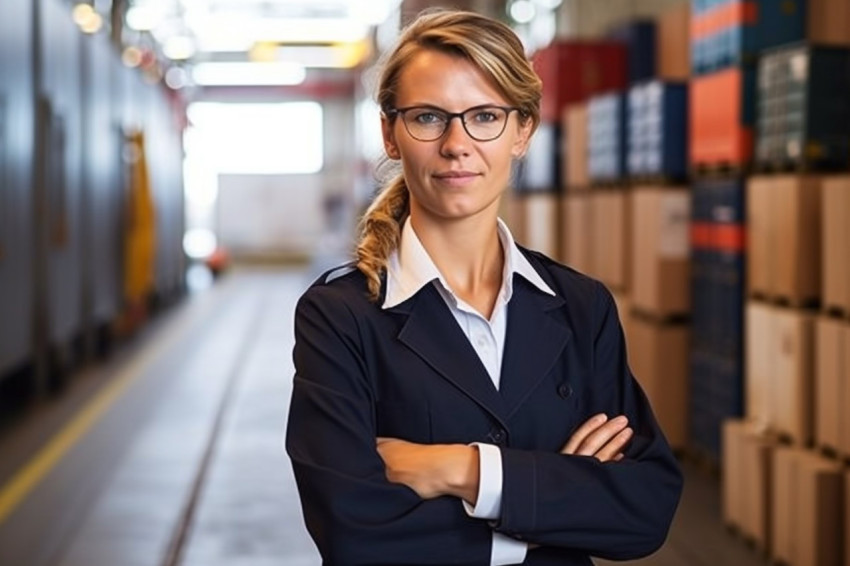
[296,262,377,322]
[516,246,612,307]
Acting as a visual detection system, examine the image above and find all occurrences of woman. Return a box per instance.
[286,9,682,566]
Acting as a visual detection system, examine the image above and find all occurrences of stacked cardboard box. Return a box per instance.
[772,447,844,566]
[626,186,691,450]
[822,176,850,314]
[630,187,691,318]
[747,175,822,305]
[722,419,777,552]
[745,302,815,445]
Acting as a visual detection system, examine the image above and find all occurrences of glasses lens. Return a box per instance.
[462,107,509,141]
[403,108,449,141]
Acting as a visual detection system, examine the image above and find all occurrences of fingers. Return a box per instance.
[573,416,630,459]
[592,427,633,462]
[561,413,609,454]
[562,414,633,462]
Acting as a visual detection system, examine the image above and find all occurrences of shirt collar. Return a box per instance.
[382,217,555,310]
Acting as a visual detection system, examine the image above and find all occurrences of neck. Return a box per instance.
[409,207,504,311]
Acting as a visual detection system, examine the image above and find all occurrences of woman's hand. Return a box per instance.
[561,413,633,462]
[376,438,480,504]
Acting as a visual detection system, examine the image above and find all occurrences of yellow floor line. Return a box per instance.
[0,300,208,525]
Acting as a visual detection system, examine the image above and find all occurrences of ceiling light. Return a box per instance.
[191,62,307,86]
[126,5,161,31]
[72,3,94,26]
[165,67,189,89]
[510,0,537,24]
[122,46,143,68]
[163,36,196,60]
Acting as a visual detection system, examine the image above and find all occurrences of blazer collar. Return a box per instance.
[390,262,571,422]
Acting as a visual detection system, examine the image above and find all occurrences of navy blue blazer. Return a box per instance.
[286,248,683,566]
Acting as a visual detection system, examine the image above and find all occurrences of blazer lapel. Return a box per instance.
[393,284,508,426]
[500,277,572,418]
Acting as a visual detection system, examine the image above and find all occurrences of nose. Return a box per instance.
[439,115,471,157]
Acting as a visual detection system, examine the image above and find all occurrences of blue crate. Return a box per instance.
[691,0,809,75]
[517,122,561,192]
[757,43,850,171]
[627,80,688,180]
[608,20,656,84]
[588,93,628,182]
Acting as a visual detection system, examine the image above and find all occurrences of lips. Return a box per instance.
[433,170,480,179]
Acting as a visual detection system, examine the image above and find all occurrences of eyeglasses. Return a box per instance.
[386,105,522,142]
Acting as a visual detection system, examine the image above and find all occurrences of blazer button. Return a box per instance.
[489,428,506,445]
[557,383,573,399]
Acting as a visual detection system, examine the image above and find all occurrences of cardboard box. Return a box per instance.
[656,1,690,81]
[745,302,815,444]
[773,307,815,445]
[740,428,776,552]
[745,301,773,428]
[822,176,850,314]
[630,187,691,319]
[590,190,629,292]
[809,0,850,46]
[522,193,560,259]
[838,326,850,462]
[561,193,593,275]
[746,177,771,297]
[772,447,844,566]
[815,317,844,452]
[503,193,526,247]
[626,315,689,449]
[747,175,822,305]
[563,103,589,190]
[722,419,745,529]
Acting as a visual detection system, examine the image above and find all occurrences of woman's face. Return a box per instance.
[381,49,533,224]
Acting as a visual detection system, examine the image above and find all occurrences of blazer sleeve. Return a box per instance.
[285,284,492,566]
[495,281,683,561]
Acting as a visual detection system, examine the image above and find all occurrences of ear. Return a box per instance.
[510,119,534,159]
[381,114,401,160]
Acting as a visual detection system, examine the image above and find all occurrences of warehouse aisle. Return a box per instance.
[0,267,765,566]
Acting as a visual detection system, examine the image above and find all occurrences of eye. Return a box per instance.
[470,108,502,123]
[410,109,445,125]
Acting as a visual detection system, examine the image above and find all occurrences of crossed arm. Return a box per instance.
[376,413,633,506]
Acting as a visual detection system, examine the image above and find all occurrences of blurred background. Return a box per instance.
[1,0,849,565]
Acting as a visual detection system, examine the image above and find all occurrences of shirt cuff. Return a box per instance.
[462,442,502,520]
[491,532,529,566]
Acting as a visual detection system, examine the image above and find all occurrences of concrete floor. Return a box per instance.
[0,266,768,566]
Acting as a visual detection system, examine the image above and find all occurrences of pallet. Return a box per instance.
[628,173,689,187]
[724,523,771,560]
[747,291,820,312]
[684,446,720,478]
[821,305,850,321]
[628,307,691,325]
[753,159,813,175]
[690,161,751,179]
[588,178,630,190]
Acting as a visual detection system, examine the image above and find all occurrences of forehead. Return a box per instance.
[394,49,510,109]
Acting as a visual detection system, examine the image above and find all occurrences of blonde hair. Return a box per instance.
[356,9,542,300]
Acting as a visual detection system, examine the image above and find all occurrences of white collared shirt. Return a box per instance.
[383,217,555,566]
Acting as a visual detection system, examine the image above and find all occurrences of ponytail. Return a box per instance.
[355,173,409,301]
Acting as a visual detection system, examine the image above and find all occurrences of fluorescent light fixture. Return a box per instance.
[250,41,371,69]
[190,17,370,52]
[163,36,196,60]
[126,5,162,31]
[191,62,307,86]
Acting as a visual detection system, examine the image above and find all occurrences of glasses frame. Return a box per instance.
[386,104,523,142]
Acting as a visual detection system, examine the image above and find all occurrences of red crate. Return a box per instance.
[689,67,755,169]
[533,41,627,123]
